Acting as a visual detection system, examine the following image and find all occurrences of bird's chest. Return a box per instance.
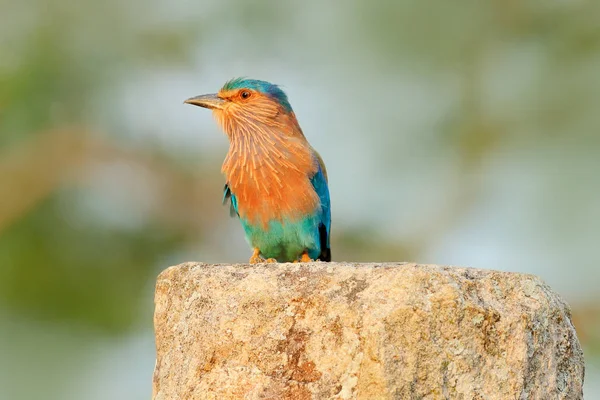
[222,139,320,226]
[229,170,319,226]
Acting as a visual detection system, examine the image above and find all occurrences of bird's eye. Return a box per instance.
[240,91,251,99]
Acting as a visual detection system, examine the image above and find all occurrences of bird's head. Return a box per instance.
[185,78,298,138]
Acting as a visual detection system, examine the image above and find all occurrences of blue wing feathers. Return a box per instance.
[310,159,331,261]
[223,184,239,217]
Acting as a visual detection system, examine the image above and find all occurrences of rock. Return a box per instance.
[152,262,584,400]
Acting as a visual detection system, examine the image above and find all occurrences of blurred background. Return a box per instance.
[1,0,599,398]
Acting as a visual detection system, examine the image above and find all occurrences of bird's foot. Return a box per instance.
[249,248,278,264]
[298,251,313,263]
[249,248,263,264]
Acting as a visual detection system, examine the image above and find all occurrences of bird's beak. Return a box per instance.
[184,94,225,110]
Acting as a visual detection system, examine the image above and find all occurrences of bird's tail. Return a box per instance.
[318,223,331,262]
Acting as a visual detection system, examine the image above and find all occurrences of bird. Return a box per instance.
[185,78,331,264]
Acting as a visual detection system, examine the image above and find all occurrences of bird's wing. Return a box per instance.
[313,149,328,182]
[310,152,331,261]
[223,183,239,218]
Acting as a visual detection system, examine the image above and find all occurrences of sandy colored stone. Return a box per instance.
[152,262,584,400]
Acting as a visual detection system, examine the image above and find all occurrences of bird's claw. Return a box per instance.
[249,248,278,264]
[301,254,313,263]
[249,248,263,264]
[295,252,313,263]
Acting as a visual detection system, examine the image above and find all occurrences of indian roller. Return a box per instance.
[185,78,331,264]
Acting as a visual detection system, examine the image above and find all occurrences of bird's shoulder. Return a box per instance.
[310,148,328,182]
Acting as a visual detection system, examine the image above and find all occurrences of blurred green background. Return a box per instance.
[1,1,599,398]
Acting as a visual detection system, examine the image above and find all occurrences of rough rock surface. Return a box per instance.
[152,262,584,400]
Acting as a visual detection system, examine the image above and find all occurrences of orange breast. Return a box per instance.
[222,136,319,228]
[214,94,320,228]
